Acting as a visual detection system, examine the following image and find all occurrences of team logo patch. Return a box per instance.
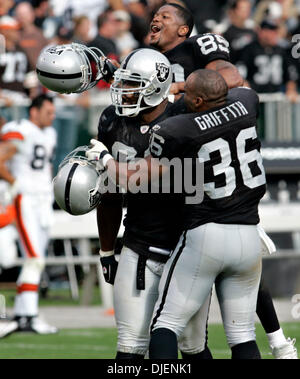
[140,125,149,134]
[88,189,101,208]
[156,62,170,82]
[152,124,161,132]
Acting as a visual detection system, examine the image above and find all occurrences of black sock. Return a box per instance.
[181,345,213,360]
[231,341,261,359]
[149,328,178,359]
[256,277,280,333]
[115,352,144,360]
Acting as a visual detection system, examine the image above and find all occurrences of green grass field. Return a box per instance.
[0,322,299,359]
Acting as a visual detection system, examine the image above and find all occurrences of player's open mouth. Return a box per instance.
[150,24,161,36]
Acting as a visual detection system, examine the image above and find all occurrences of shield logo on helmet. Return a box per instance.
[156,63,170,82]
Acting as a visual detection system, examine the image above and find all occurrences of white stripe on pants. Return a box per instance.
[151,223,262,347]
[114,246,211,355]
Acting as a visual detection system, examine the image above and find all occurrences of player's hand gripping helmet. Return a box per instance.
[53,146,103,215]
[110,48,172,117]
[36,43,109,94]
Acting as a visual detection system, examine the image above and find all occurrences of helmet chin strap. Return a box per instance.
[122,104,153,117]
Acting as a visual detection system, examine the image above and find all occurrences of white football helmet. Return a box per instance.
[53,146,102,215]
[110,48,172,117]
[36,43,105,94]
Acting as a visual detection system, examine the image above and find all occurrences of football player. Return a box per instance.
[148,70,265,358]
[149,2,298,359]
[86,70,298,359]
[0,94,58,337]
[38,41,240,359]
[89,48,213,360]
[0,179,18,273]
[87,69,265,359]
[149,2,244,94]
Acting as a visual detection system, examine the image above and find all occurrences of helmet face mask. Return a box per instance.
[54,146,102,215]
[110,49,172,117]
[36,43,105,94]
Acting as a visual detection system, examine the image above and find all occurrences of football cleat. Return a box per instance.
[271,338,298,359]
[0,319,19,338]
[17,316,58,335]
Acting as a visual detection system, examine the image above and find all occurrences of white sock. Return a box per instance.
[267,328,287,348]
[14,292,38,317]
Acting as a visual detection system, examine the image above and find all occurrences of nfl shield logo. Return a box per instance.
[140,125,149,134]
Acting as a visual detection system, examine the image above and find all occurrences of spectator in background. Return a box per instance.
[113,9,138,60]
[14,1,49,69]
[120,0,150,48]
[31,0,51,31]
[222,0,257,63]
[0,0,14,16]
[88,9,119,59]
[50,21,73,45]
[253,0,299,39]
[87,10,119,92]
[238,19,298,100]
[0,16,32,103]
[183,0,228,33]
[72,15,92,45]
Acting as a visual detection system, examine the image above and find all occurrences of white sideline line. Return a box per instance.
[0,342,106,352]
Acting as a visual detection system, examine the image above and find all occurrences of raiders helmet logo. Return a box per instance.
[156,63,170,82]
[88,189,101,208]
[46,47,63,55]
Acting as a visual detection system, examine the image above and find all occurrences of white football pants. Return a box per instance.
[113,246,211,355]
[0,224,18,269]
[151,223,262,348]
[13,194,52,316]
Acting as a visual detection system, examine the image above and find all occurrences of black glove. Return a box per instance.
[100,58,118,83]
[100,255,118,285]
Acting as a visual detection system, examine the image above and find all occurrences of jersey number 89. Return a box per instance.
[197,34,230,56]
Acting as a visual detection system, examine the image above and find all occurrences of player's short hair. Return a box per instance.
[29,94,53,111]
[190,69,228,103]
[166,3,194,38]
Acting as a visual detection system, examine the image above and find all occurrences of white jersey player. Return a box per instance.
[0,180,18,271]
[0,94,58,337]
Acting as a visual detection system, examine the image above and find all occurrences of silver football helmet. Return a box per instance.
[36,43,105,94]
[110,48,172,117]
[53,146,102,215]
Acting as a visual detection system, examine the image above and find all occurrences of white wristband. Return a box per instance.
[102,153,113,167]
[168,94,175,103]
[99,249,114,257]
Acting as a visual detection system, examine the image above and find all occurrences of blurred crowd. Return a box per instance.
[1,0,300,108]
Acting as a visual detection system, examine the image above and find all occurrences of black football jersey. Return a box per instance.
[222,25,256,64]
[238,39,297,93]
[97,99,186,253]
[150,87,266,230]
[0,46,30,93]
[164,33,230,82]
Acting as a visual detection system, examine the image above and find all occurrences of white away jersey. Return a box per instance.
[1,119,57,196]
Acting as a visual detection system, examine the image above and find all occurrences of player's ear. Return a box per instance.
[195,96,203,109]
[178,25,189,37]
[29,107,37,120]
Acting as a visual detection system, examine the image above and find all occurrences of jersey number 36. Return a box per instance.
[198,126,266,199]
